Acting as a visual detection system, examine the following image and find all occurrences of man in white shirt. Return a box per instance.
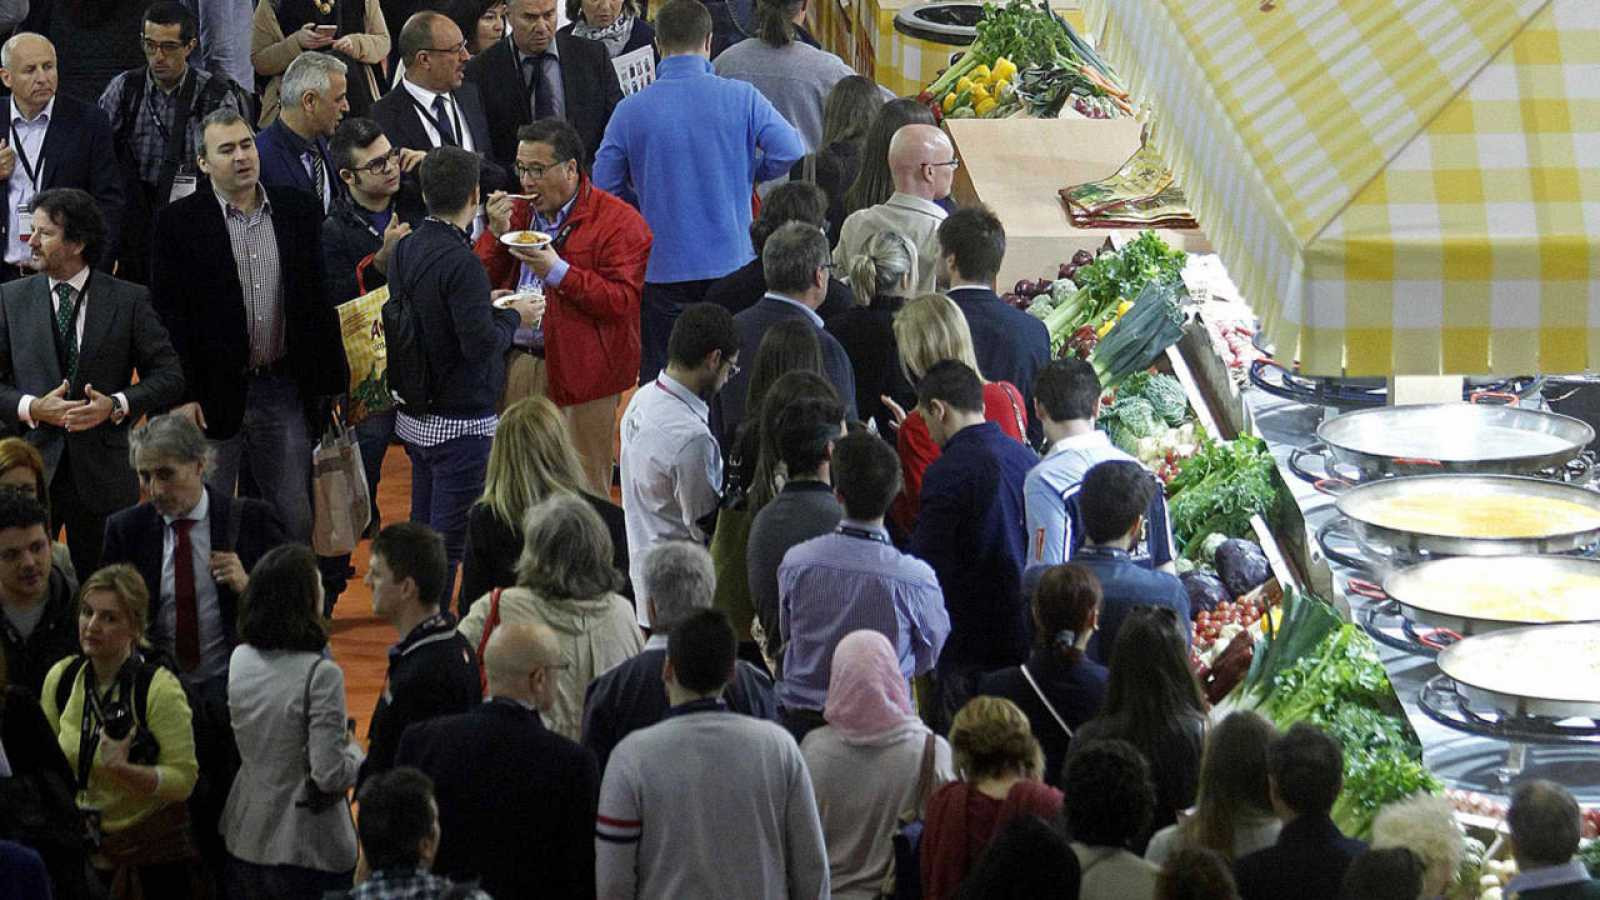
[0,33,124,281]
[618,302,739,629]
[832,123,955,293]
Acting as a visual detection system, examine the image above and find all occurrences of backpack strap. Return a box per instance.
[54,655,89,715]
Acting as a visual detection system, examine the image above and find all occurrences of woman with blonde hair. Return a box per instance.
[919,696,1062,900]
[0,437,76,586]
[40,564,202,897]
[458,494,643,740]
[460,397,629,616]
[828,230,918,433]
[887,293,1029,529]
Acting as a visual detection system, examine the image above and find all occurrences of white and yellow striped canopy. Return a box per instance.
[1086,0,1600,375]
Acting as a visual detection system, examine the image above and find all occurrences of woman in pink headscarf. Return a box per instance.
[801,630,956,899]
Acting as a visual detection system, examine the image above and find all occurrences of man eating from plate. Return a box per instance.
[478,118,651,496]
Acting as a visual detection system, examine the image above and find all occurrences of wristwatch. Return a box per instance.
[109,394,126,424]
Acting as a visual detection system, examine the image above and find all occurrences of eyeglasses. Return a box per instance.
[420,39,469,55]
[141,37,190,56]
[723,359,741,378]
[347,147,402,176]
[925,159,961,170]
[513,159,570,180]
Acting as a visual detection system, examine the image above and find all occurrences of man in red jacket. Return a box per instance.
[479,118,652,495]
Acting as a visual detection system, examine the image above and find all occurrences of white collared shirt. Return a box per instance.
[7,96,54,265]
[16,265,130,427]
[154,490,229,683]
[399,79,476,153]
[619,373,723,628]
[761,291,823,328]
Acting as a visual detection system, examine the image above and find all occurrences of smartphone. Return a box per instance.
[316,24,338,37]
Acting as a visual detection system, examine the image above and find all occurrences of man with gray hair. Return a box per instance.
[581,540,776,773]
[254,51,350,212]
[397,622,599,898]
[102,411,287,681]
[712,219,856,447]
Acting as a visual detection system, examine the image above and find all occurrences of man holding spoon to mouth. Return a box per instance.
[478,118,650,496]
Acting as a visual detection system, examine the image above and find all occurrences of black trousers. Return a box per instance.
[49,458,104,580]
[640,279,717,386]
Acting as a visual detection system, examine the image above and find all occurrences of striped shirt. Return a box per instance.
[214,187,286,368]
[775,521,949,711]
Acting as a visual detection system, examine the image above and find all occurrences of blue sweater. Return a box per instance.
[593,55,805,284]
[910,422,1039,672]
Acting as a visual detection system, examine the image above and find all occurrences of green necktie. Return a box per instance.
[53,282,79,379]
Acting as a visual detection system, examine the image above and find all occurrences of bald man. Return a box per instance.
[397,623,599,898]
[832,122,956,294]
[0,33,124,279]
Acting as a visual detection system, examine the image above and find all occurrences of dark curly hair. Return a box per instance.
[1062,738,1155,848]
[956,815,1081,900]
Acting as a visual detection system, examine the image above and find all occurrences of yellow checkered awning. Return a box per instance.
[1086,0,1600,375]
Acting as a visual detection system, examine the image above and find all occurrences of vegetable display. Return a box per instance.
[1165,436,1279,556]
[919,0,1130,120]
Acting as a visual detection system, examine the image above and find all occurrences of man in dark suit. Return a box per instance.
[0,33,125,280]
[0,188,183,575]
[464,0,621,169]
[712,221,855,448]
[149,108,348,545]
[253,51,350,214]
[938,205,1050,446]
[397,622,597,899]
[1505,780,1600,899]
[370,10,506,220]
[102,413,286,681]
[1234,723,1367,900]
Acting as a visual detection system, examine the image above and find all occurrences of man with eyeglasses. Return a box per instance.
[100,2,249,284]
[832,122,957,294]
[370,11,506,209]
[477,118,650,495]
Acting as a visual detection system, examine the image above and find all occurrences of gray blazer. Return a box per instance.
[221,645,363,872]
[0,271,183,510]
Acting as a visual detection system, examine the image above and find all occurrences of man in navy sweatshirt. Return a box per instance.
[387,146,542,606]
[909,359,1039,725]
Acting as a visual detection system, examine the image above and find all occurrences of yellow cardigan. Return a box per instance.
[40,657,200,835]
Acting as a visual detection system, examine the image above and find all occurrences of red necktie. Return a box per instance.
[173,518,200,672]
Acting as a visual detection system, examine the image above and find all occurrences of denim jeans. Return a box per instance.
[640,279,715,385]
[208,374,312,543]
[405,433,492,609]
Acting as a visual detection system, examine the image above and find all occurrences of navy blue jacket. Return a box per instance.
[1074,545,1191,664]
[713,294,857,449]
[1234,814,1367,900]
[977,647,1107,788]
[396,699,598,899]
[947,287,1051,445]
[910,421,1037,672]
[253,118,340,212]
[387,217,518,419]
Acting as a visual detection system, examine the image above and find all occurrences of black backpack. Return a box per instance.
[379,237,434,417]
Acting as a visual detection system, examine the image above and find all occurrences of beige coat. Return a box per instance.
[251,0,390,126]
[458,586,643,741]
[833,192,949,294]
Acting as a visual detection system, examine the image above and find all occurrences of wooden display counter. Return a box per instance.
[945,117,1211,288]
[809,0,1083,98]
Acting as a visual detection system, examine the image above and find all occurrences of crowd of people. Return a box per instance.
[0,0,1595,897]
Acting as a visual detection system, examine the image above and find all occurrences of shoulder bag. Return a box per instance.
[882,732,938,897]
[1020,663,1073,738]
[293,657,348,814]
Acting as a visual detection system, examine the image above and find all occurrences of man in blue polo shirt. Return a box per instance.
[592,0,805,386]
[1073,459,1190,665]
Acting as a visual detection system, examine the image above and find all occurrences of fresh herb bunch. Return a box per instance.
[1166,436,1278,554]
[1072,230,1188,317]
[1266,625,1402,726]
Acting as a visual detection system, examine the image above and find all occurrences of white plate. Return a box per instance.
[499,230,551,249]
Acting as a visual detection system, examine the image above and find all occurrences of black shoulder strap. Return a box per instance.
[54,655,89,714]
[130,657,160,729]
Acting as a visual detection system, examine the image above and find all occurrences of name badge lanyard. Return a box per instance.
[408,94,465,148]
[11,120,43,234]
[836,525,890,545]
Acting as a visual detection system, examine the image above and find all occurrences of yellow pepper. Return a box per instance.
[975,97,997,117]
[992,57,1017,81]
[969,82,990,102]
[1116,299,1135,318]
[955,76,974,94]
[1097,318,1117,339]
[943,92,958,113]
[971,64,991,82]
